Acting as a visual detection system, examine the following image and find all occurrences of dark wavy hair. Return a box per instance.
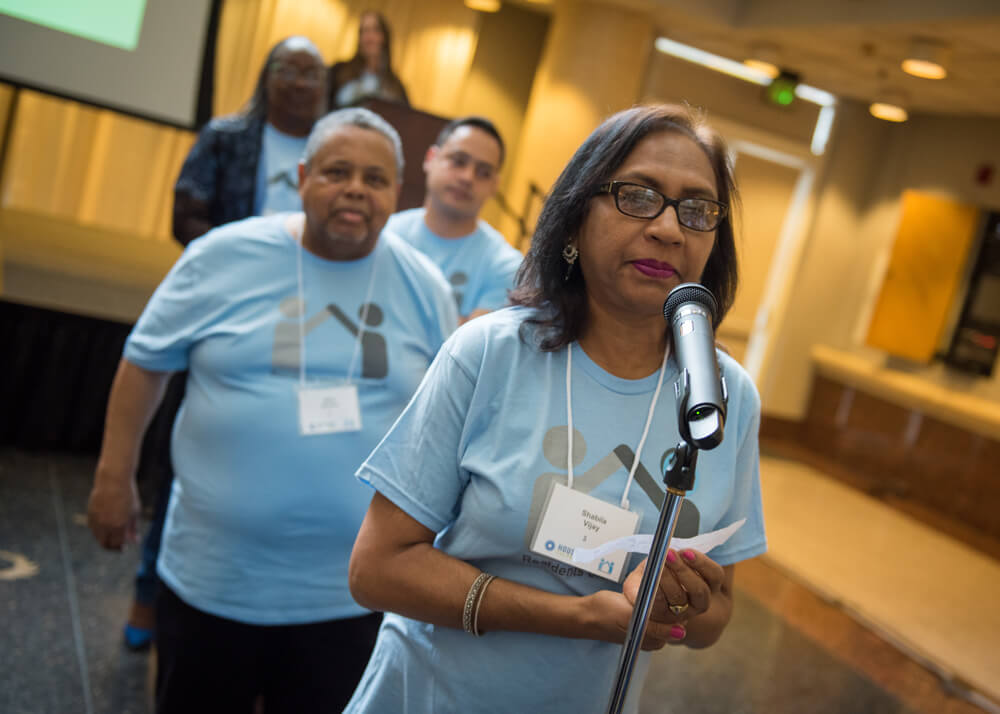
[510,104,740,351]
[242,36,323,120]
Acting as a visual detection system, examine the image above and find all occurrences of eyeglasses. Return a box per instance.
[441,151,498,181]
[596,181,728,232]
[270,63,324,85]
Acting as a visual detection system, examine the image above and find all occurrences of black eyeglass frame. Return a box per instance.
[268,62,325,84]
[595,181,728,232]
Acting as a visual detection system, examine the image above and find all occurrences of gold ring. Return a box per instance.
[669,603,689,616]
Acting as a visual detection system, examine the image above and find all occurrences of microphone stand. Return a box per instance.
[604,370,717,714]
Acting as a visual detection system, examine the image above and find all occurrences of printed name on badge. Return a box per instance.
[529,482,641,582]
[297,384,362,435]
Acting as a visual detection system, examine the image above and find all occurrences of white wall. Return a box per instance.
[765,104,1000,417]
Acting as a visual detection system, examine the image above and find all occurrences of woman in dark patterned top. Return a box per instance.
[172,36,328,244]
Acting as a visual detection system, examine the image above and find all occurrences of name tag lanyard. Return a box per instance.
[293,229,377,435]
[565,344,668,510]
[295,229,378,389]
[528,344,670,582]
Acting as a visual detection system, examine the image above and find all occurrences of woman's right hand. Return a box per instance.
[87,360,171,551]
[87,471,140,551]
[579,588,682,651]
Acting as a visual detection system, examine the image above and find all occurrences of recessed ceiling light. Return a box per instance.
[901,38,950,79]
[743,59,780,79]
[870,90,909,122]
[743,43,781,79]
[870,102,908,122]
[464,0,501,11]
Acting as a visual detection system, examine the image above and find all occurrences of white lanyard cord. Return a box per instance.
[345,257,379,383]
[296,230,307,387]
[566,349,576,490]
[565,343,669,510]
[295,226,378,387]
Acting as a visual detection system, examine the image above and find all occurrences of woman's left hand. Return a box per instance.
[622,549,726,631]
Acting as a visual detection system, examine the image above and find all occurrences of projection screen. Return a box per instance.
[0,0,217,128]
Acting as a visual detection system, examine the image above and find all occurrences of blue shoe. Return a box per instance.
[123,623,153,651]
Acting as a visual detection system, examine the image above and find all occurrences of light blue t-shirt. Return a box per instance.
[254,123,307,216]
[124,214,457,625]
[347,306,767,714]
[386,207,523,316]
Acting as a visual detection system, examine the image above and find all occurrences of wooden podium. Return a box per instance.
[361,98,450,211]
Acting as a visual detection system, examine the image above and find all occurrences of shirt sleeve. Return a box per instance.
[357,342,477,533]
[174,122,220,203]
[123,238,231,372]
[470,245,522,314]
[403,240,460,351]
[433,284,460,346]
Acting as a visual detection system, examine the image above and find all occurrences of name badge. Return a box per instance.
[530,482,641,582]
[297,384,361,435]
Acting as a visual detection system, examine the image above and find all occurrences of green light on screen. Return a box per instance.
[0,0,148,51]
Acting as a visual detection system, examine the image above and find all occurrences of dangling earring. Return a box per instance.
[562,243,579,281]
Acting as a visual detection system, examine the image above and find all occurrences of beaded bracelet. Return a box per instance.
[462,572,491,635]
[472,574,496,637]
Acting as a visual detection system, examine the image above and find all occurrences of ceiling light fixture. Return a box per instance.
[464,0,501,11]
[656,36,772,85]
[654,35,837,155]
[654,37,835,107]
[869,90,908,122]
[743,43,781,79]
[901,38,950,80]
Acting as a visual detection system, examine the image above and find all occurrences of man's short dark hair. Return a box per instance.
[435,116,505,167]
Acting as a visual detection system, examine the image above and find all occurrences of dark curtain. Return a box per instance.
[0,300,131,452]
[0,301,180,484]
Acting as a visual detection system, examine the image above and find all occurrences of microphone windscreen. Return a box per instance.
[663,283,718,324]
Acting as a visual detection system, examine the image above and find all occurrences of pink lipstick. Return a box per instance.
[632,259,677,279]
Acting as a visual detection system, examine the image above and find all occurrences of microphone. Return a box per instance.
[663,283,727,450]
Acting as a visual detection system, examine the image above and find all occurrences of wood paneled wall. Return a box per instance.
[762,374,1000,556]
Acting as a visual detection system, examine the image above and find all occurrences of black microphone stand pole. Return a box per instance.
[604,370,711,714]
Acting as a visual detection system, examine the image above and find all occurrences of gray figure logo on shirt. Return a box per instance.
[272,296,337,374]
[524,426,700,549]
[449,272,468,311]
[268,170,298,190]
[328,303,388,379]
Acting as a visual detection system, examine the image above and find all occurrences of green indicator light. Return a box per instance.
[765,71,800,108]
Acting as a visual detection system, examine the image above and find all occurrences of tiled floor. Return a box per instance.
[0,450,149,714]
[0,447,995,713]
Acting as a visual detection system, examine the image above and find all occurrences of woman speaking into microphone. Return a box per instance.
[345,104,767,713]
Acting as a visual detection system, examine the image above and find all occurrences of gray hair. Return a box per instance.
[301,108,404,177]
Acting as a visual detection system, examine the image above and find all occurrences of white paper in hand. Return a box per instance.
[571,518,746,564]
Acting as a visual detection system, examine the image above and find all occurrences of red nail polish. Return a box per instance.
[666,550,677,564]
[670,626,685,639]
[682,549,696,562]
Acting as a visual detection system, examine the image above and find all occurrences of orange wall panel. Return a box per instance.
[866,190,981,362]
